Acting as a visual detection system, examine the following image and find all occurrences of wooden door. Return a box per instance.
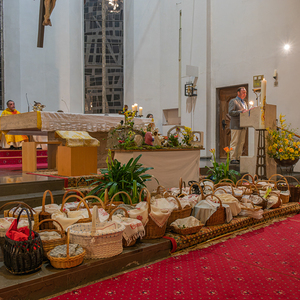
[218,85,248,159]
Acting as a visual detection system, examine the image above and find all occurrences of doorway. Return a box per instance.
[217,85,249,159]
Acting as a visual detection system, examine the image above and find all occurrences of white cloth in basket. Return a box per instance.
[39,231,61,241]
[128,202,171,228]
[170,216,201,229]
[169,187,190,196]
[33,204,60,215]
[112,215,145,246]
[212,192,241,216]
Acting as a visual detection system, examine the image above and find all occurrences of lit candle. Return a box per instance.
[134,103,138,111]
[132,105,135,111]
[261,78,267,108]
[139,107,143,116]
[249,101,254,108]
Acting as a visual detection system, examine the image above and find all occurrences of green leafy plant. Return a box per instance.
[168,133,180,147]
[88,150,158,204]
[205,147,240,184]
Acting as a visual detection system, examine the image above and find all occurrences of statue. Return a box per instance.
[145,132,153,146]
[32,101,46,112]
[43,0,57,26]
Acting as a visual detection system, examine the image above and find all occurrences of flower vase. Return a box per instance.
[274,158,299,167]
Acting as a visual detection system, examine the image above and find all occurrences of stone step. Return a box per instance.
[0,177,65,196]
[0,190,67,210]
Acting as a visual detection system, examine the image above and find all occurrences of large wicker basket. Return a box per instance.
[140,188,169,239]
[68,206,125,259]
[269,175,290,204]
[106,191,133,213]
[37,219,66,258]
[47,229,85,269]
[204,194,226,226]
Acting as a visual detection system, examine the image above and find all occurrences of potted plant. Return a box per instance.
[88,150,158,204]
[266,114,300,166]
[206,147,240,184]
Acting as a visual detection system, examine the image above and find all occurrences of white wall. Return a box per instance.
[125,0,300,169]
[3,0,84,113]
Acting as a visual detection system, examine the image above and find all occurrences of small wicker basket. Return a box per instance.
[204,194,226,226]
[37,219,67,258]
[140,188,168,239]
[47,229,85,269]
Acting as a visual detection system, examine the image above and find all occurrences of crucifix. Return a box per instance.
[37,0,57,48]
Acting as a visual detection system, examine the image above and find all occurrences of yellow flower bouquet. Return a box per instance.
[266,114,300,164]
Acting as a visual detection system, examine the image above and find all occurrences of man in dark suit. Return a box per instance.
[228,87,248,164]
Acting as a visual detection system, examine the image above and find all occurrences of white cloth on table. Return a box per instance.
[192,199,232,225]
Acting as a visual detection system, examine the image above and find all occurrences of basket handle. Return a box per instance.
[60,194,92,219]
[37,218,65,237]
[84,195,105,209]
[16,207,33,240]
[268,174,285,182]
[284,175,300,186]
[215,182,234,194]
[91,205,100,236]
[156,185,167,196]
[204,193,223,209]
[199,179,215,192]
[218,178,235,185]
[108,207,129,221]
[62,189,85,203]
[139,187,151,213]
[66,228,70,259]
[0,201,35,219]
[241,173,255,183]
[109,191,133,213]
[188,182,204,198]
[41,190,54,213]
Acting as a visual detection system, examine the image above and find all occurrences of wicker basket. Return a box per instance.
[188,182,204,197]
[236,179,254,195]
[284,176,300,203]
[268,175,290,204]
[166,195,192,228]
[170,217,203,235]
[60,195,92,223]
[68,206,125,259]
[140,188,168,239]
[108,207,137,247]
[39,190,56,230]
[198,179,214,196]
[270,191,282,208]
[37,219,66,258]
[62,189,85,210]
[47,229,85,269]
[1,201,39,231]
[204,194,226,226]
[3,208,44,275]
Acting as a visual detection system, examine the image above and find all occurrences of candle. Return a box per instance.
[139,107,143,116]
[249,101,254,108]
[132,105,135,111]
[261,78,267,108]
[134,103,138,111]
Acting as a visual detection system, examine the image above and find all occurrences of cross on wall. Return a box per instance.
[37,0,57,48]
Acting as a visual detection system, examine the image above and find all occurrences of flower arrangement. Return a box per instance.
[266,114,300,162]
[182,126,193,146]
[206,147,240,183]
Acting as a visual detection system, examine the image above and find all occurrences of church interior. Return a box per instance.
[0,0,300,299]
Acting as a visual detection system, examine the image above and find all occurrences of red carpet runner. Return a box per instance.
[51,214,300,300]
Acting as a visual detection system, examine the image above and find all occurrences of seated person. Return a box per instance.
[1,100,28,149]
[146,113,153,119]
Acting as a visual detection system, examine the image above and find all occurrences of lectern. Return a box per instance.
[240,104,277,178]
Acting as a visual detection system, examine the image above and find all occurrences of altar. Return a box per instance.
[0,111,151,170]
[114,148,201,192]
